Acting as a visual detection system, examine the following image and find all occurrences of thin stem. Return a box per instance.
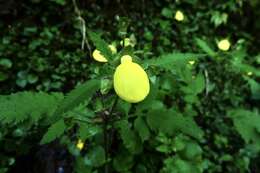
[103,96,119,173]
[72,0,92,57]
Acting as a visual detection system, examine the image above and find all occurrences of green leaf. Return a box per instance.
[88,145,106,167]
[134,116,150,142]
[195,38,216,57]
[113,149,134,172]
[115,120,143,154]
[228,109,260,148]
[246,78,260,100]
[146,53,205,70]
[0,72,8,81]
[0,58,12,68]
[79,123,102,141]
[53,79,99,117]
[87,30,113,61]
[146,109,204,140]
[40,119,66,144]
[161,8,173,18]
[0,92,63,124]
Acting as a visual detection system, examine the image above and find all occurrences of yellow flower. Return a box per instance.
[217,39,230,51]
[76,139,84,150]
[188,60,195,65]
[175,10,184,21]
[92,49,108,62]
[113,55,150,103]
[247,71,253,76]
[92,44,117,62]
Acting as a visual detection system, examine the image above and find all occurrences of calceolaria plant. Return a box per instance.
[0,28,259,173]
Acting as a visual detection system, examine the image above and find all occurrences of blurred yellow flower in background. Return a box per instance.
[76,139,84,150]
[175,10,184,21]
[217,39,230,51]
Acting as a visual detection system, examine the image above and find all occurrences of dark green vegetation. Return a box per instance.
[0,0,260,172]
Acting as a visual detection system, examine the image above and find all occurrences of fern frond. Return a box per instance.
[0,92,63,124]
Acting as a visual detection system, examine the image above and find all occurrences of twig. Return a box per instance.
[72,0,92,57]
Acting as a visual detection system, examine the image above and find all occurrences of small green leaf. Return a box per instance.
[87,30,113,61]
[40,119,66,144]
[54,79,99,117]
[195,38,216,57]
[161,8,173,18]
[134,116,150,142]
[0,59,12,68]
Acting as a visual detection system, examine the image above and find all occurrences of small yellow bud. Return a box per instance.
[76,139,84,150]
[247,72,253,76]
[108,44,117,54]
[175,10,184,21]
[188,60,195,65]
[217,39,230,51]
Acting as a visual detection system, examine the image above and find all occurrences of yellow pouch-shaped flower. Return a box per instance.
[113,55,150,103]
[92,44,117,62]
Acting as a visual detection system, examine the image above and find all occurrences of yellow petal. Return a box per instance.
[175,10,184,21]
[92,49,108,62]
[113,55,150,103]
[76,139,84,150]
[217,39,230,51]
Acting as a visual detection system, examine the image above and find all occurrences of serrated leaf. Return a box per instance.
[228,109,260,147]
[54,79,99,117]
[87,30,113,61]
[146,109,204,140]
[40,119,66,144]
[195,38,216,56]
[134,116,150,142]
[0,92,63,124]
[115,120,142,154]
[146,53,205,70]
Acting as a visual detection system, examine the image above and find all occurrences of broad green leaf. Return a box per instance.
[53,79,99,117]
[87,30,113,61]
[146,109,204,140]
[115,120,142,154]
[228,109,260,148]
[40,119,66,144]
[146,53,205,70]
[88,145,106,167]
[195,38,216,57]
